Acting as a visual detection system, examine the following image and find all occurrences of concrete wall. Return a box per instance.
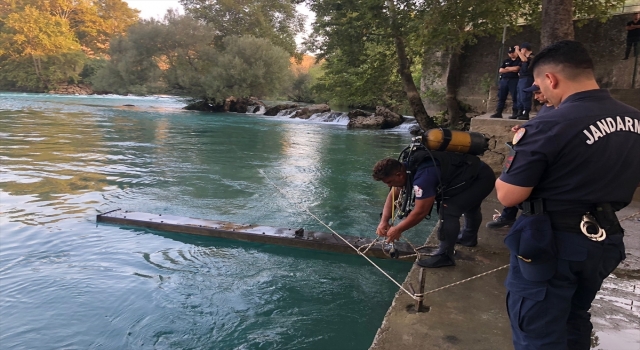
[434,13,640,114]
[469,117,526,174]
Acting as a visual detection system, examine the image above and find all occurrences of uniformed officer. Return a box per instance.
[622,12,640,60]
[514,42,535,120]
[373,154,495,268]
[490,46,521,119]
[495,40,640,350]
[488,83,555,229]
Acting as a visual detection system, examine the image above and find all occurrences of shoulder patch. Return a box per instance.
[413,185,423,198]
[513,127,526,145]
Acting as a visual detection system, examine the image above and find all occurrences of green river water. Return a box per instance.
[0,93,434,350]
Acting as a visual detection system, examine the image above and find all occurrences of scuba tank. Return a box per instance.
[394,128,488,220]
[424,128,489,156]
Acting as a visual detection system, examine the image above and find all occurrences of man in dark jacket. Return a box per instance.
[623,12,640,60]
[491,46,521,119]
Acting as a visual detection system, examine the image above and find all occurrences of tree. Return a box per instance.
[0,5,81,89]
[536,0,624,48]
[0,0,140,91]
[179,0,304,55]
[308,0,441,130]
[91,13,293,101]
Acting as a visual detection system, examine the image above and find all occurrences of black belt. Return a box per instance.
[520,199,624,236]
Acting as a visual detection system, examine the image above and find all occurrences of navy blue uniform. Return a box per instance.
[496,58,521,115]
[624,19,640,59]
[412,160,495,255]
[516,55,535,115]
[499,89,640,349]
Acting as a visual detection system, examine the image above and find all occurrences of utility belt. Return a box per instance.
[520,198,624,240]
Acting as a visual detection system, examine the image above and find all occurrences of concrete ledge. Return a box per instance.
[369,193,512,350]
[470,114,531,174]
[370,189,640,350]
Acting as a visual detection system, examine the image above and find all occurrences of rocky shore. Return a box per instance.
[48,83,93,95]
[185,96,407,130]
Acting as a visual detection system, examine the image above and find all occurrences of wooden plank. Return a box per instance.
[96,210,416,260]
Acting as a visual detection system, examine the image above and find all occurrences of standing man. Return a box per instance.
[491,46,521,119]
[487,82,554,229]
[622,12,640,60]
[373,151,494,268]
[514,42,535,120]
[496,40,640,349]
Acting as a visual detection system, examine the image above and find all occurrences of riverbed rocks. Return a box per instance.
[291,104,331,119]
[225,96,265,113]
[48,83,93,95]
[346,106,405,129]
[264,103,299,116]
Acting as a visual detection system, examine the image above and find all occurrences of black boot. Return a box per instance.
[416,253,455,268]
[456,231,478,247]
[508,110,521,119]
[489,110,503,118]
[518,111,530,120]
[416,235,456,268]
[509,110,519,119]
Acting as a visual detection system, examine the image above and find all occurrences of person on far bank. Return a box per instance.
[622,12,640,60]
[514,42,535,120]
[490,46,521,119]
[487,82,555,229]
[373,154,495,268]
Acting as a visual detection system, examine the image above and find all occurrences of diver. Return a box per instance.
[372,130,495,268]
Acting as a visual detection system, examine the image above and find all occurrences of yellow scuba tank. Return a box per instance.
[424,128,489,155]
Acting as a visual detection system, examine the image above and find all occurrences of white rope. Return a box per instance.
[258,169,511,299]
[259,169,421,301]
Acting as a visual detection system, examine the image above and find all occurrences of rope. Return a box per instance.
[422,264,510,296]
[258,168,511,300]
[258,169,421,301]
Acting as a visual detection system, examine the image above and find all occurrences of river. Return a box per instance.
[0,93,434,349]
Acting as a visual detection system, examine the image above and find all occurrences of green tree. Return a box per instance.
[0,0,139,91]
[89,19,166,94]
[91,13,293,101]
[177,35,293,102]
[179,0,304,55]
[308,0,436,129]
[0,5,82,90]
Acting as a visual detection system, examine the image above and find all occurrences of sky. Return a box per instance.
[124,0,183,20]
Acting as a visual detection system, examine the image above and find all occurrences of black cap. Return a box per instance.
[521,42,532,50]
[507,46,516,53]
[523,83,540,92]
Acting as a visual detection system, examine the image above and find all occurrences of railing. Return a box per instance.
[613,4,640,14]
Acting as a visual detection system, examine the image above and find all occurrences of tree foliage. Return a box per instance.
[0,0,139,91]
[91,13,293,102]
[179,0,304,55]
[307,0,626,127]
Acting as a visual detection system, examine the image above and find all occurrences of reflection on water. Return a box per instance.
[0,93,424,350]
[591,274,639,349]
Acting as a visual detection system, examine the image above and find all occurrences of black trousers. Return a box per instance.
[437,163,495,255]
[496,78,518,114]
[624,38,639,59]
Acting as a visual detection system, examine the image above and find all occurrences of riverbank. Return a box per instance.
[370,189,640,350]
